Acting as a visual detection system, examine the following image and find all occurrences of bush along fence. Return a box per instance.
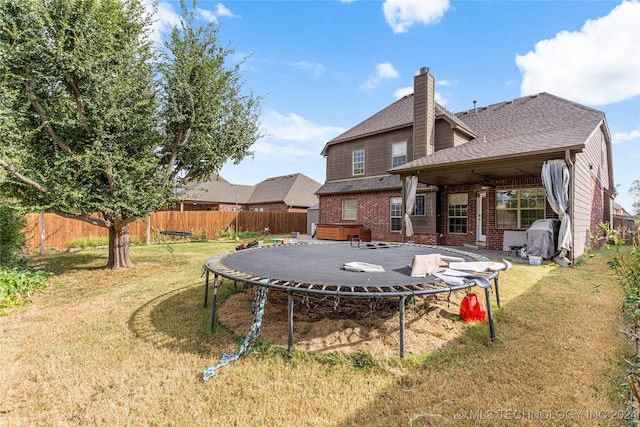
[600,222,640,414]
[23,211,308,251]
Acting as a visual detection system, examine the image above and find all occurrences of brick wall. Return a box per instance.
[589,175,607,250]
[319,176,560,250]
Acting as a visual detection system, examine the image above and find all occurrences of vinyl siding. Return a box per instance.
[324,128,413,181]
[571,125,610,259]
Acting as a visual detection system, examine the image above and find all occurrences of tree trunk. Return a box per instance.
[106,224,133,269]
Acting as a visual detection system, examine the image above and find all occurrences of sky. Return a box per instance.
[149,0,640,213]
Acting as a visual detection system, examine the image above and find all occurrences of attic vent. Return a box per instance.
[530,94,539,99]
[505,100,513,104]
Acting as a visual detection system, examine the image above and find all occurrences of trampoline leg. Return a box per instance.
[484,286,496,342]
[494,275,501,308]
[399,296,406,358]
[288,292,294,357]
[203,270,209,308]
[209,274,219,333]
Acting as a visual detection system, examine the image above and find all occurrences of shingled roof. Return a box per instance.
[180,174,254,204]
[180,173,320,208]
[248,173,321,207]
[391,92,605,173]
[320,95,475,155]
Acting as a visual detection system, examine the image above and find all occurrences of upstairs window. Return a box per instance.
[392,142,407,168]
[495,188,546,229]
[353,150,364,175]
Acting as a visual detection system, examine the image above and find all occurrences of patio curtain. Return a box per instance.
[404,176,418,237]
[541,159,572,259]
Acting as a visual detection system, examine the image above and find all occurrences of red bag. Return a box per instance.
[459,293,487,323]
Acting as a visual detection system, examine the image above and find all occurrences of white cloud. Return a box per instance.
[290,61,326,77]
[383,0,450,34]
[360,62,400,90]
[516,1,640,106]
[613,129,640,144]
[394,86,413,99]
[256,110,346,158]
[197,8,217,23]
[144,0,181,45]
[215,3,237,18]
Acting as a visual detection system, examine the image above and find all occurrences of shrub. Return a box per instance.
[0,202,27,266]
[0,267,52,313]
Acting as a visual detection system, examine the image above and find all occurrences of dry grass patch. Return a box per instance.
[0,243,633,426]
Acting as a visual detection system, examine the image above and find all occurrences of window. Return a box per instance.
[353,150,364,175]
[342,199,357,220]
[448,193,468,234]
[390,197,402,232]
[495,188,546,229]
[412,194,425,216]
[392,142,407,168]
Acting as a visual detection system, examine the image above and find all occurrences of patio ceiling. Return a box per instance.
[403,152,565,187]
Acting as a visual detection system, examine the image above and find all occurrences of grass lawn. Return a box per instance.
[0,240,634,426]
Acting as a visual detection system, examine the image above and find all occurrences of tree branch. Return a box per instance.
[51,209,111,228]
[23,81,73,155]
[165,123,191,179]
[70,79,93,134]
[0,158,48,193]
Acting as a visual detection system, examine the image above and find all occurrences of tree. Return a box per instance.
[0,0,261,268]
[631,180,640,216]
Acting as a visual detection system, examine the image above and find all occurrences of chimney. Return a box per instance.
[413,67,436,158]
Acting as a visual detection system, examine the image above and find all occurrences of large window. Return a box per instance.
[448,193,468,234]
[495,188,546,229]
[392,142,407,168]
[353,150,364,175]
[390,197,402,232]
[342,199,357,220]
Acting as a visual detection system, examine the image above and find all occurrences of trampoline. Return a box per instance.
[202,242,501,357]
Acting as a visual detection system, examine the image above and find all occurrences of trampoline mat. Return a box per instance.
[220,242,479,288]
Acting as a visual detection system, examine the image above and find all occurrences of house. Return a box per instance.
[317,66,615,263]
[178,173,321,213]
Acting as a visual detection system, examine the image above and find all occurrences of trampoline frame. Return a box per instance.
[202,242,501,358]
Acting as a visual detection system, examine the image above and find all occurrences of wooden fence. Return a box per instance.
[24,211,308,251]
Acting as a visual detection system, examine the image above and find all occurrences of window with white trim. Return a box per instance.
[342,199,357,220]
[390,197,402,232]
[495,188,545,229]
[392,142,407,168]
[352,150,364,175]
[448,193,468,234]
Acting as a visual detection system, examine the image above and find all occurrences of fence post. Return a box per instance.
[146,214,151,245]
[40,212,45,255]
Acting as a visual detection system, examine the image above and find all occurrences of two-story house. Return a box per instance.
[317,67,615,264]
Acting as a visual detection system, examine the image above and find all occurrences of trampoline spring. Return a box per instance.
[302,293,309,307]
[333,296,340,311]
[447,291,452,308]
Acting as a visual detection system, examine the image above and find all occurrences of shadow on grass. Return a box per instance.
[127,278,241,356]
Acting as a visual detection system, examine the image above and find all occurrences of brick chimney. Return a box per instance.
[413,67,436,158]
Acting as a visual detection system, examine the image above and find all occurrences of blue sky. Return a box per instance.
[150,0,640,212]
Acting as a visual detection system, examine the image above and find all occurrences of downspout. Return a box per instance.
[565,149,575,264]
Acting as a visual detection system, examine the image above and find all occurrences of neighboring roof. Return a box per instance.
[180,174,254,204]
[321,94,476,155]
[390,92,605,174]
[248,173,321,207]
[181,173,321,208]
